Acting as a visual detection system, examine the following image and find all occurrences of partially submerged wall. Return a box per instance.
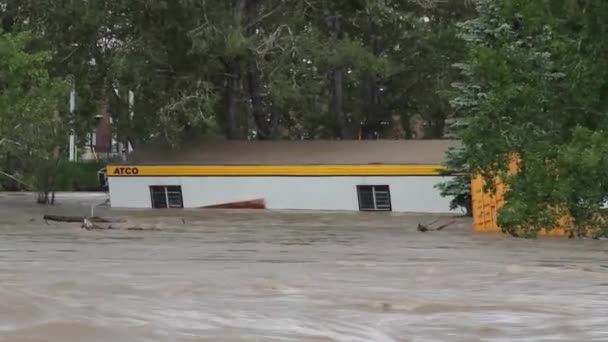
[106,164,456,213]
[108,175,456,213]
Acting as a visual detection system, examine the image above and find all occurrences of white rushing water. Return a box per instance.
[0,193,607,341]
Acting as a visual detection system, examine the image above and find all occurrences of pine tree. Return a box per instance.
[436,0,501,216]
[447,0,608,237]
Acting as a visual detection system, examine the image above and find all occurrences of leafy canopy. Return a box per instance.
[452,0,608,238]
[0,31,69,193]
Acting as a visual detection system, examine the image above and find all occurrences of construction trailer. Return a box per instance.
[106,140,460,213]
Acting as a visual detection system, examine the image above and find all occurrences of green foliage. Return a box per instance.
[3,1,479,207]
[452,0,608,238]
[5,0,474,143]
[435,147,471,216]
[1,160,106,192]
[3,0,606,231]
[54,161,106,191]
[0,31,70,198]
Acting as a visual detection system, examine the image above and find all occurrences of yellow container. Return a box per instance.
[470,174,507,233]
[470,159,572,237]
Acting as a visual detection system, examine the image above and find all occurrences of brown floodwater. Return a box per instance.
[0,193,607,341]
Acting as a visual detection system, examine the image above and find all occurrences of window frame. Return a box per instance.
[149,185,184,209]
[357,185,392,212]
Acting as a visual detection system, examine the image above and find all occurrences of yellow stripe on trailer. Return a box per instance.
[107,165,448,177]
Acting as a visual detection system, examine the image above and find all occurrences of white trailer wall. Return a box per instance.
[108,176,457,214]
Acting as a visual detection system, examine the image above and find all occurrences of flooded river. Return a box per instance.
[0,193,607,341]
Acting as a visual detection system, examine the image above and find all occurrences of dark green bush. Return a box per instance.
[54,161,106,191]
[1,161,106,192]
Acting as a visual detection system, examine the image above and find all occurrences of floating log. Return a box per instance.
[126,227,162,231]
[42,215,160,232]
[202,199,266,210]
[417,220,455,232]
[44,215,84,223]
[434,221,454,231]
[44,215,124,224]
[81,218,113,230]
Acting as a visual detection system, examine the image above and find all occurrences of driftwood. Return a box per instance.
[126,227,162,231]
[44,215,161,232]
[81,218,113,230]
[417,220,455,232]
[44,215,124,224]
[82,218,162,231]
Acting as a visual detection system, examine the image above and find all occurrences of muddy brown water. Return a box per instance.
[0,193,607,341]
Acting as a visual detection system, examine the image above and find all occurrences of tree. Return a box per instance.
[379,0,473,139]
[0,32,70,203]
[435,1,493,216]
[436,146,472,216]
[452,0,608,238]
[6,0,475,145]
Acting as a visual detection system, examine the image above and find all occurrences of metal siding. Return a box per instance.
[108,176,456,213]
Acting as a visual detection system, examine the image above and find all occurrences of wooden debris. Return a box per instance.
[417,224,430,232]
[126,227,162,231]
[44,215,161,232]
[417,220,455,232]
[81,218,113,230]
[44,215,124,224]
[202,199,266,209]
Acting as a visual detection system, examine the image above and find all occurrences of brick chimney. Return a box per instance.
[95,100,112,153]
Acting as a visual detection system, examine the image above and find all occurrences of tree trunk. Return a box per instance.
[44,215,123,223]
[48,169,58,206]
[222,0,249,140]
[223,60,241,139]
[324,9,350,139]
[1,0,16,33]
[425,110,447,139]
[37,192,49,205]
[246,61,272,139]
[363,17,382,128]
[244,0,273,139]
[331,67,348,138]
[37,174,57,206]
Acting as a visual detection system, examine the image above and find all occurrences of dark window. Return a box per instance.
[357,185,392,211]
[150,186,183,209]
[150,186,167,208]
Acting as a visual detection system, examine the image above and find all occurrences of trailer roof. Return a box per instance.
[126,139,461,166]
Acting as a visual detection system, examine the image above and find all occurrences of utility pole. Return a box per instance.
[128,90,134,154]
[69,89,77,162]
